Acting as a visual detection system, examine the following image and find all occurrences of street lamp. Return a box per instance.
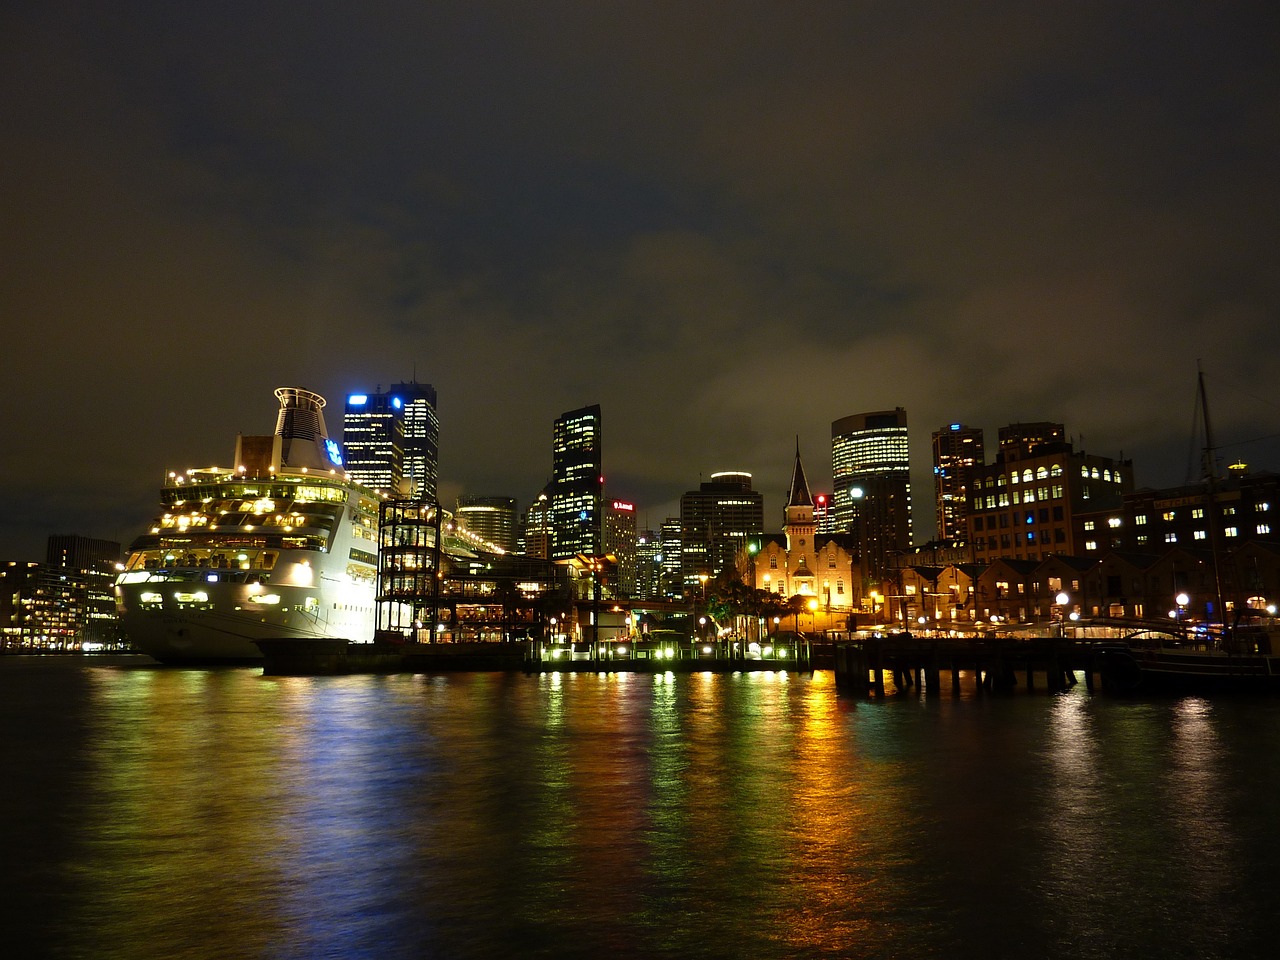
[1055,591,1070,637]
[1174,592,1190,630]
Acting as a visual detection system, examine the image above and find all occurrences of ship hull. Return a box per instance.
[117,576,376,664]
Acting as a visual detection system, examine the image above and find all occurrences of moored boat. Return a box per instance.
[114,387,381,663]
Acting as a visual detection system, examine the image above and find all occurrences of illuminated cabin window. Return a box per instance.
[1259,524,1272,535]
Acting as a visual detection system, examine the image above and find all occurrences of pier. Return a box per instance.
[832,633,1134,697]
[254,636,815,675]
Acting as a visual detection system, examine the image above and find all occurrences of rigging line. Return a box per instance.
[1218,431,1280,449]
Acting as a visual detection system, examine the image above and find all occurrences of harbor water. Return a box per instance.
[3,656,1280,960]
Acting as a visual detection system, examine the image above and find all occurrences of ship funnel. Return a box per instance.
[273,387,343,471]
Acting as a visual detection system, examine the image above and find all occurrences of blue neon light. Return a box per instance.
[325,439,344,466]
[348,394,368,405]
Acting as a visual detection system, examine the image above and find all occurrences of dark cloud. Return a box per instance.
[2,1,1278,557]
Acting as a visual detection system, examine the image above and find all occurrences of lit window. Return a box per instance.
[1194,530,1207,540]
[1225,526,1238,537]
[1085,540,1098,551]
[1084,520,1095,531]
[1162,511,1175,521]
[1191,508,1204,519]
[1136,515,1147,525]
[1259,524,1272,535]
[1108,517,1122,528]
[1165,532,1177,543]
[1260,502,1271,512]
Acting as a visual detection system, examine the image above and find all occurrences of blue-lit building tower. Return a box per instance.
[343,391,405,495]
[342,381,439,501]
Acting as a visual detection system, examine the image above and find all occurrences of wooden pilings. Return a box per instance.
[833,635,1107,697]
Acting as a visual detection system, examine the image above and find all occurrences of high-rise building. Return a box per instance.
[814,491,833,533]
[932,424,985,541]
[678,471,764,592]
[343,391,405,495]
[518,487,553,559]
[634,528,662,601]
[342,381,439,500]
[660,517,683,599]
[550,404,603,561]
[603,500,638,597]
[832,409,912,581]
[456,496,518,553]
[391,380,440,502]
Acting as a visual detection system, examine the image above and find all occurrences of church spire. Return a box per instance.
[788,436,813,508]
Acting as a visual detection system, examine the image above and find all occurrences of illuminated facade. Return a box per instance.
[343,391,405,494]
[752,445,857,615]
[603,500,638,597]
[965,430,1133,563]
[391,380,440,502]
[932,423,985,541]
[678,472,764,592]
[456,496,518,553]
[634,528,661,601]
[832,409,912,582]
[342,381,439,500]
[518,487,553,559]
[660,517,682,599]
[550,404,602,561]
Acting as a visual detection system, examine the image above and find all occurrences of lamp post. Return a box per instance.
[1174,591,1190,632]
[697,572,709,640]
[1055,591,1070,637]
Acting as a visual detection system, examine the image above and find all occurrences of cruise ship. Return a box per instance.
[115,387,382,663]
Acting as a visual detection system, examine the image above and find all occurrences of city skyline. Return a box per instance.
[3,2,1278,558]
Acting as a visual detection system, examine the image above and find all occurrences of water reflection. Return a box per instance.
[3,661,1280,960]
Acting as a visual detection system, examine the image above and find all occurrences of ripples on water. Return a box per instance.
[3,657,1280,959]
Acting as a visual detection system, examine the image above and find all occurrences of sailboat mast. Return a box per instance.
[1198,364,1229,638]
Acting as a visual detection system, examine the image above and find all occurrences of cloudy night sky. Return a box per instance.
[2,1,1278,559]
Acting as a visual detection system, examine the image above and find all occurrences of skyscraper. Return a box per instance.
[342,381,440,501]
[932,423,985,541]
[678,471,764,592]
[550,404,602,560]
[603,499,638,597]
[832,408,912,581]
[391,380,440,502]
[343,391,404,494]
